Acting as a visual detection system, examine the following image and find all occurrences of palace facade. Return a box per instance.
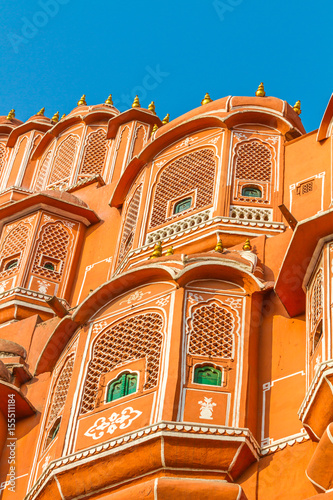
[0,87,332,499]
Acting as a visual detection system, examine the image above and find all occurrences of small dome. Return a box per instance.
[27,114,51,124]
[0,115,23,127]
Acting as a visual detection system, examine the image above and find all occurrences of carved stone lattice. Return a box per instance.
[79,129,107,177]
[229,205,272,222]
[80,312,164,414]
[234,140,272,182]
[311,269,323,331]
[188,302,234,358]
[118,185,142,261]
[0,143,6,180]
[34,150,52,191]
[47,355,75,428]
[149,149,216,229]
[31,222,70,281]
[48,135,78,188]
[0,223,30,279]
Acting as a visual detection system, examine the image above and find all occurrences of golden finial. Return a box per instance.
[148,101,156,114]
[293,100,301,115]
[61,114,66,120]
[37,107,45,116]
[6,109,15,120]
[51,111,59,123]
[214,238,223,253]
[255,82,266,97]
[166,246,174,256]
[162,113,170,125]
[105,94,113,105]
[77,94,87,106]
[149,242,162,259]
[201,93,213,105]
[243,238,252,251]
[151,124,159,135]
[132,95,141,108]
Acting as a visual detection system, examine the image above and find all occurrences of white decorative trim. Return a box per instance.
[229,205,273,222]
[0,286,69,307]
[145,210,212,244]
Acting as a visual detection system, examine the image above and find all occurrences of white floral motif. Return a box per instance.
[120,290,151,305]
[176,137,198,149]
[37,280,51,294]
[198,397,216,420]
[84,407,142,440]
[188,293,204,304]
[209,137,219,145]
[63,221,75,229]
[156,160,166,168]
[92,321,107,335]
[234,132,248,141]
[265,136,279,145]
[315,355,321,373]
[44,215,55,223]
[224,297,242,309]
[156,296,170,307]
[0,280,10,294]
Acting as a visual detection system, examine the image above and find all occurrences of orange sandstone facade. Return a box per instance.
[0,89,332,499]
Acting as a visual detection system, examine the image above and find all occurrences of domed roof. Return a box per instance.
[0,115,23,127]
[27,113,51,124]
[156,94,305,136]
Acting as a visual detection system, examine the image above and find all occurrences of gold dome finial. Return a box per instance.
[148,101,156,114]
[201,93,213,105]
[214,237,223,253]
[37,107,45,116]
[162,113,170,125]
[51,111,59,123]
[61,113,66,120]
[6,109,15,120]
[132,95,141,108]
[77,94,86,106]
[105,94,113,105]
[151,124,159,135]
[149,242,162,259]
[255,82,266,97]
[243,238,252,251]
[293,100,301,115]
[166,246,174,256]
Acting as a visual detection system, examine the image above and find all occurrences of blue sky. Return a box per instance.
[0,0,332,132]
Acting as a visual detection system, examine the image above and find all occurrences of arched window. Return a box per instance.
[241,186,262,198]
[106,372,138,402]
[45,416,61,448]
[80,312,163,414]
[173,197,192,214]
[194,366,222,386]
[5,259,18,270]
[149,149,216,229]
[43,261,55,271]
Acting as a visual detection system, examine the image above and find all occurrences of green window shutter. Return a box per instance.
[125,373,138,395]
[194,366,222,386]
[241,187,262,198]
[174,197,192,214]
[107,372,138,402]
